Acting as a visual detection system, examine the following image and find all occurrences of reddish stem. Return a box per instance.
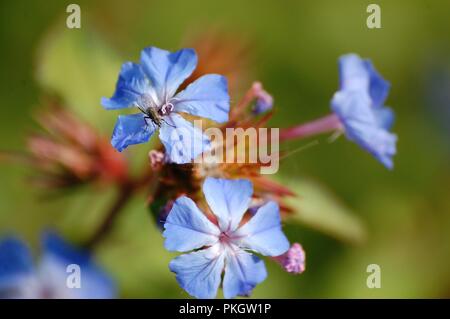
[83,168,155,250]
[83,184,133,249]
[279,113,342,141]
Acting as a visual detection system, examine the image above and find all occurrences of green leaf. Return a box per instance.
[35,25,122,130]
[281,177,366,244]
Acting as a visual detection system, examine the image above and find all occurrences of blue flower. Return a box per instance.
[163,177,290,299]
[102,47,230,164]
[0,231,115,299]
[331,54,397,169]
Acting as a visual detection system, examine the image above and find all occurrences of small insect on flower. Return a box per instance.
[0,232,115,299]
[331,54,397,169]
[163,177,290,299]
[102,46,230,164]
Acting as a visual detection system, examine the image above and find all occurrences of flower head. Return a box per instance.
[331,54,397,169]
[163,177,290,298]
[0,232,115,299]
[102,46,230,164]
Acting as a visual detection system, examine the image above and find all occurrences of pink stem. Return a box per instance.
[279,113,342,141]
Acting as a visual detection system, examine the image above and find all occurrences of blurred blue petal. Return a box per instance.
[111,113,156,152]
[343,120,397,170]
[203,178,253,232]
[364,60,391,107]
[40,231,116,299]
[101,62,151,110]
[42,232,90,266]
[159,113,210,164]
[140,47,197,102]
[169,246,225,299]
[338,54,369,91]
[0,238,34,291]
[234,201,290,256]
[222,249,267,299]
[163,196,220,252]
[332,91,375,124]
[253,95,273,115]
[174,74,230,123]
[373,106,395,130]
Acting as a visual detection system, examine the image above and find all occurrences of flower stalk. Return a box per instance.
[279,113,342,141]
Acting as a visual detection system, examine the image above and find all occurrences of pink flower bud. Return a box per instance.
[273,243,306,274]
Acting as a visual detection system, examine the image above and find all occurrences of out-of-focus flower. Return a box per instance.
[0,232,115,299]
[331,54,397,169]
[273,243,306,274]
[163,177,289,299]
[102,46,230,163]
[280,54,397,169]
[1,105,128,190]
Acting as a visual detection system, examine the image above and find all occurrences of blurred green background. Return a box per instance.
[1,0,450,298]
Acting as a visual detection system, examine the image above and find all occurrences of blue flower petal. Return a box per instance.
[333,54,397,169]
[40,231,116,299]
[344,120,397,170]
[339,54,390,108]
[364,60,391,107]
[234,201,290,256]
[332,90,376,125]
[41,231,91,266]
[169,246,225,299]
[203,178,253,232]
[373,106,395,130]
[174,74,230,123]
[222,248,267,299]
[163,196,220,252]
[338,54,370,91]
[111,113,157,152]
[159,113,210,164]
[0,237,34,291]
[101,62,152,110]
[332,90,397,169]
[140,47,197,102]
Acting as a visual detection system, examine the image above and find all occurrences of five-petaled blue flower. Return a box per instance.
[163,177,290,299]
[102,46,230,164]
[0,231,115,299]
[331,54,397,169]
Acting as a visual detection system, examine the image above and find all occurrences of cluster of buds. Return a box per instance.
[2,102,128,191]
